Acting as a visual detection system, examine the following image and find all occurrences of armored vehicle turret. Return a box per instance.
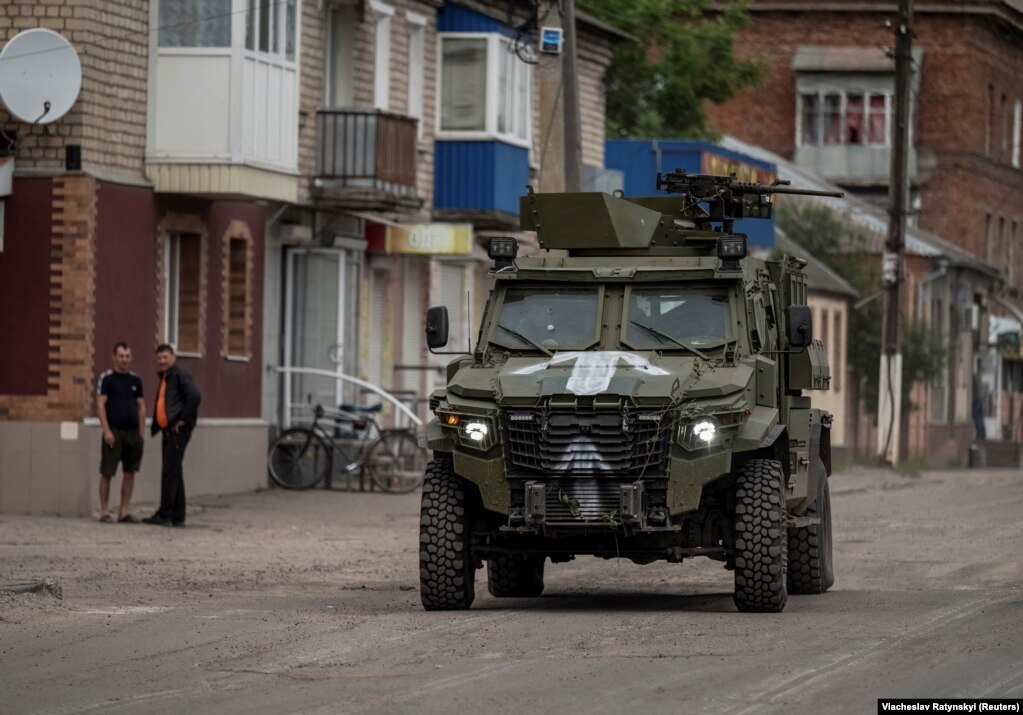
[419,171,842,613]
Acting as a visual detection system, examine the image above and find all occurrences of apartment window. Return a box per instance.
[439,34,532,146]
[372,1,394,110]
[407,12,427,139]
[798,91,891,147]
[245,0,298,60]
[164,233,203,354]
[223,231,252,358]
[159,0,231,47]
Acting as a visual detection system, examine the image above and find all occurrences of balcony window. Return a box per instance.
[159,0,231,48]
[150,0,299,175]
[799,90,892,147]
[438,34,532,147]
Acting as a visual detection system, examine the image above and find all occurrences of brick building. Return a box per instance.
[0,0,625,514]
[706,0,1023,460]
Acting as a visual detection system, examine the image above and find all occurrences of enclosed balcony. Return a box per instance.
[313,109,420,209]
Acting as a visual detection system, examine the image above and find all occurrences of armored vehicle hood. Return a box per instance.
[448,352,753,404]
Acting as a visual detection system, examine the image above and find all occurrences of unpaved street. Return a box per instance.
[1,466,1022,714]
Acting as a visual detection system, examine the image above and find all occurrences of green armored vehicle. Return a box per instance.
[420,170,842,613]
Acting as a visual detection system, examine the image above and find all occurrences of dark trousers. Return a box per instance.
[157,427,192,523]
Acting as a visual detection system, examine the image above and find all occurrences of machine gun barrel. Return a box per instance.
[730,181,844,198]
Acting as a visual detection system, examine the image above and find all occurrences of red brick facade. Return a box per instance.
[0,174,97,421]
[705,3,1023,296]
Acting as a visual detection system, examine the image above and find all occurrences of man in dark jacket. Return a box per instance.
[143,344,201,527]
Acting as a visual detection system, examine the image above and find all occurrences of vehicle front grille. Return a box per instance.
[544,479,623,522]
[501,409,670,477]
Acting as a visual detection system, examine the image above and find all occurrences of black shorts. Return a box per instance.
[100,429,144,477]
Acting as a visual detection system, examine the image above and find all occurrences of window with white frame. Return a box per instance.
[799,91,892,147]
[407,12,426,138]
[159,0,231,47]
[245,0,298,61]
[164,232,203,354]
[372,1,394,110]
[439,34,531,146]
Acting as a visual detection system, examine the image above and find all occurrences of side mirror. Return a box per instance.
[787,305,813,348]
[426,306,449,349]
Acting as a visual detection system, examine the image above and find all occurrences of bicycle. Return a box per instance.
[267,403,426,493]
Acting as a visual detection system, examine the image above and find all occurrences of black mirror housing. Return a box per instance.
[787,304,813,347]
[426,306,449,349]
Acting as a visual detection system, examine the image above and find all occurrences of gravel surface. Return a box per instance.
[1,466,1021,714]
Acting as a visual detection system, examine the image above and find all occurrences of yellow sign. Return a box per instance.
[386,224,473,255]
[701,152,776,185]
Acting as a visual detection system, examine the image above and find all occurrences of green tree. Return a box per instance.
[776,200,945,416]
[577,0,763,138]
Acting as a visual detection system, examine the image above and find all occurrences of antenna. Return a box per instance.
[0,29,82,125]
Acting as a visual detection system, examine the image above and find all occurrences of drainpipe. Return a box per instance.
[946,267,960,433]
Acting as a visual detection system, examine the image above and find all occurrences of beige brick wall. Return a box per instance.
[578,31,613,170]
[298,0,437,215]
[0,0,149,181]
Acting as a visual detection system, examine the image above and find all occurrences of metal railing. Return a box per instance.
[275,366,423,430]
[315,108,418,195]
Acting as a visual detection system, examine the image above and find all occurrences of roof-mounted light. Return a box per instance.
[717,236,747,272]
[487,236,518,270]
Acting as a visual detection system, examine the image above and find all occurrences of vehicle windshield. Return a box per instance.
[625,287,731,349]
[492,286,600,351]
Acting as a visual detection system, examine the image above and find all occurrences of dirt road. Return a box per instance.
[1,466,1021,714]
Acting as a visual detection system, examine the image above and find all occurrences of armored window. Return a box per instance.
[624,288,731,350]
[492,286,600,351]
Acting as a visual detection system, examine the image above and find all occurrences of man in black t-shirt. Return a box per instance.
[96,342,146,523]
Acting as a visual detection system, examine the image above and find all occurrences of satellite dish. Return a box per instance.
[0,28,82,124]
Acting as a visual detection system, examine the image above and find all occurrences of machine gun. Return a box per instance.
[655,169,844,232]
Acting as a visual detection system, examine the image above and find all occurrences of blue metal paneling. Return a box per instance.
[434,141,529,216]
[437,3,516,38]
[605,139,778,248]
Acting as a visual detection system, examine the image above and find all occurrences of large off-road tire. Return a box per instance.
[419,455,476,610]
[733,458,789,613]
[787,476,835,594]
[487,554,545,598]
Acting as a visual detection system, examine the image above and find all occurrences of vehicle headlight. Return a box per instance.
[459,418,497,450]
[438,412,498,450]
[693,420,716,444]
[679,417,725,451]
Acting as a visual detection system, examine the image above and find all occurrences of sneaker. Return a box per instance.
[171,521,185,528]
[141,515,172,526]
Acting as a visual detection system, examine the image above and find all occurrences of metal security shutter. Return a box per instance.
[439,262,465,353]
[401,259,425,395]
[365,270,388,394]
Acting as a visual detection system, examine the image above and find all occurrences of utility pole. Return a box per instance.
[877,0,913,465]
[562,0,583,192]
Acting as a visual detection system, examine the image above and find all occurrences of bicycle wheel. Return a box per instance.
[365,430,427,493]
[267,428,332,490]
